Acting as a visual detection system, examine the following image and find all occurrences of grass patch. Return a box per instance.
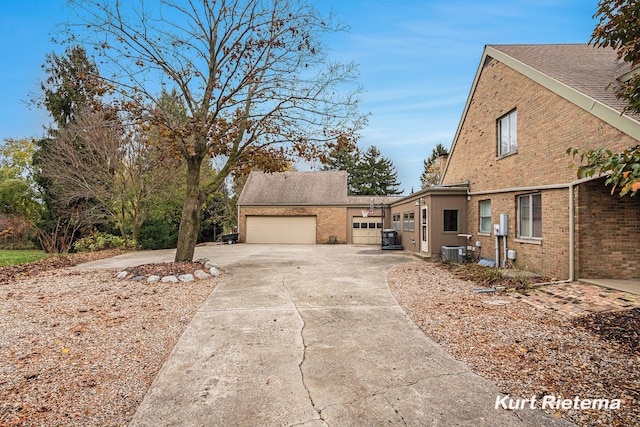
[0,250,48,267]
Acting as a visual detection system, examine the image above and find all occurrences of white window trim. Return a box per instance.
[517,193,542,240]
[498,109,517,157]
[392,213,401,231]
[403,211,415,232]
[479,200,491,234]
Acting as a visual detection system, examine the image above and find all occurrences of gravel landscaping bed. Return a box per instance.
[1,254,638,426]
[0,257,219,427]
[388,260,639,427]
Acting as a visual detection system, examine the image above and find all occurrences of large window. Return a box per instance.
[498,109,517,156]
[403,211,415,231]
[443,210,459,232]
[479,200,491,233]
[392,213,401,230]
[518,193,542,239]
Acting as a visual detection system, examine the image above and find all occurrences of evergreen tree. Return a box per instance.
[321,136,361,194]
[351,146,402,195]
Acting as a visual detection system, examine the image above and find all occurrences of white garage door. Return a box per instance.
[352,217,382,245]
[246,216,316,244]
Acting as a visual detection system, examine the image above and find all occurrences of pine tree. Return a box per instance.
[351,146,402,195]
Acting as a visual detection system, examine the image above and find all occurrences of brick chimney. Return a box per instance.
[438,153,449,183]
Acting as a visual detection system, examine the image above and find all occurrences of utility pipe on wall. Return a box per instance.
[468,175,603,281]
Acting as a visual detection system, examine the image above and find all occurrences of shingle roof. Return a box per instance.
[237,170,349,206]
[489,44,640,121]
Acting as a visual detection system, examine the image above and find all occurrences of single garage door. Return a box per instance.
[352,217,382,245]
[246,216,316,244]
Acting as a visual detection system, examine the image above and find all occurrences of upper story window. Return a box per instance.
[479,200,491,234]
[498,109,517,157]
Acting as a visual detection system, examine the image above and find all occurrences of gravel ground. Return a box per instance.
[0,260,218,427]
[388,261,639,427]
[1,255,638,426]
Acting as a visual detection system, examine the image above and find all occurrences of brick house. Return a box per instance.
[441,44,640,280]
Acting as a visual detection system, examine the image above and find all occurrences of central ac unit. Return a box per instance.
[441,246,466,263]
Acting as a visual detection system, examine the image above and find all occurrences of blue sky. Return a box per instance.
[1,0,598,194]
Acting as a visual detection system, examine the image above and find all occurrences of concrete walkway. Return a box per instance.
[79,244,570,426]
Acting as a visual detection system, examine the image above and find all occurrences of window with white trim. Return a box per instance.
[498,109,517,156]
[479,200,491,233]
[403,211,415,231]
[518,193,542,239]
[392,213,401,230]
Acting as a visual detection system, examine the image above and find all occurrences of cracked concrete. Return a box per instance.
[81,244,571,426]
[282,272,327,426]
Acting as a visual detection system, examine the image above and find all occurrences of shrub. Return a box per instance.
[73,232,137,252]
[137,216,179,250]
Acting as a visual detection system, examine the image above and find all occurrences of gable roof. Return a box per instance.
[442,44,640,181]
[490,44,639,124]
[238,170,349,206]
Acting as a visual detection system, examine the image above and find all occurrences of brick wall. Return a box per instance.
[443,59,636,190]
[576,180,640,279]
[239,206,347,244]
[442,57,639,279]
[467,189,570,279]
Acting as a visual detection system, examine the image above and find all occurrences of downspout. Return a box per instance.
[569,182,575,281]
[468,175,606,282]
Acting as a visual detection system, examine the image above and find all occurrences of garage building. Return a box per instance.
[237,171,400,245]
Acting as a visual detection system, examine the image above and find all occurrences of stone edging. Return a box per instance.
[115,259,221,283]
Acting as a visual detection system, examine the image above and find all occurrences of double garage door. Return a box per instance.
[245,216,316,244]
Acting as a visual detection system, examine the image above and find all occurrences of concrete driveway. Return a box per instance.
[80,244,569,426]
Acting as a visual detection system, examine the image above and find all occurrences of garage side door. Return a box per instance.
[352,217,382,245]
[246,216,316,244]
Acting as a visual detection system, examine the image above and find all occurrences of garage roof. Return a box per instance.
[238,170,349,206]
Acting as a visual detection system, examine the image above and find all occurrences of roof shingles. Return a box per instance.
[237,170,349,206]
[490,44,639,121]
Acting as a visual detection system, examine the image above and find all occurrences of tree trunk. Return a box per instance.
[175,156,204,262]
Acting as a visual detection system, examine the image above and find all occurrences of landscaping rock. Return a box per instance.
[116,271,129,280]
[209,267,220,277]
[194,270,211,280]
[133,276,146,282]
[147,275,161,283]
[161,275,179,283]
[178,274,194,283]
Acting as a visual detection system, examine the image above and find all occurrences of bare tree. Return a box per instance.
[41,108,180,242]
[66,0,366,261]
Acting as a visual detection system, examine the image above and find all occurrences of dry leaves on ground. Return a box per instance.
[388,261,639,427]
[0,250,126,285]
[0,261,219,427]
[126,261,208,278]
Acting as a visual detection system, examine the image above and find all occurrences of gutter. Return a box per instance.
[466,175,605,281]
